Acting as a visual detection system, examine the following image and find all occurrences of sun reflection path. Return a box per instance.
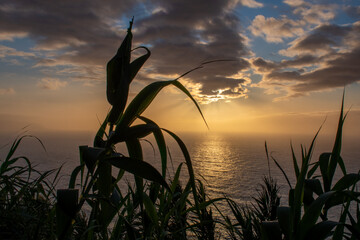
[191,133,259,204]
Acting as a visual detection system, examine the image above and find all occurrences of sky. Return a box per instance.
[0,0,360,136]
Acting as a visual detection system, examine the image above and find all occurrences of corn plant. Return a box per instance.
[56,18,221,239]
[261,93,360,240]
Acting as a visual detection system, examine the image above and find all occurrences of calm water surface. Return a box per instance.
[1,130,359,214]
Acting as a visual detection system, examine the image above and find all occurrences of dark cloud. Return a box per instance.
[0,0,251,103]
[133,1,251,102]
[256,22,360,98]
[292,24,351,52]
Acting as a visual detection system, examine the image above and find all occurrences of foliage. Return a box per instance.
[225,175,281,240]
[260,93,360,240]
[55,18,221,240]
[1,18,359,240]
[0,135,59,239]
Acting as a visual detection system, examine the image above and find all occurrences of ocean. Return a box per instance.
[1,130,359,216]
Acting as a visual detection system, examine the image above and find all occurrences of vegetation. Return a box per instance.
[0,135,60,239]
[1,19,359,239]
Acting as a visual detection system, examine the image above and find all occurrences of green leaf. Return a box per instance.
[327,91,346,187]
[68,164,83,189]
[117,80,172,128]
[185,197,225,213]
[346,212,360,239]
[117,77,207,130]
[94,113,109,147]
[291,142,300,179]
[172,80,208,129]
[79,146,105,173]
[138,116,167,177]
[125,138,145,196]
[332,173,360,191]
[130,46,151,82]
[105,154,170,190]
[305,221,338,240]
[271,156,292,188]
[109,124,156,144]
[162,129,200,214]
[305,178,324,196]
[299,191,335,239]
[292,127,321,229]
[107,20,134,124]
[307,161,319,179]
[142,192,159,224]
[171,163,183,193]
[106,19,132,106]
[325,191,360,210]
[319,152,331,192]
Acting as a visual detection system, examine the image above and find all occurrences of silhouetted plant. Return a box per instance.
[261,93,360,240]
[225,175,280,240]
[56,18,222,239]
[0,135,60,239]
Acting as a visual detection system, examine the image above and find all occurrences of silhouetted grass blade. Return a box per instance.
[299,191,335,239]
[137,116,167,177]
[105,155,170,190]
[305,221,338,240]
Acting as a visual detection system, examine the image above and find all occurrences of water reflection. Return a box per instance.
[191,133,250,203]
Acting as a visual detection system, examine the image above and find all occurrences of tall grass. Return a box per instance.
[0,135,60,239]
[259,93,360,240]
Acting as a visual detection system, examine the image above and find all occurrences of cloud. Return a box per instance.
[0,44,34,58]
[249,15,305,43]
[37,78,67,90]
[279,24,352,57]
[0,0,253,103]
[294,4,336,25]
[0,88,15,95]
[132,0,251,103]
[283,0,304,7]
[254,21,360,99]
[238,0,263,8]
[0,32,28,41]
[249,1,338,44]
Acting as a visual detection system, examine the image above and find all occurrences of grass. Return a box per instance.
[1,19,359,239]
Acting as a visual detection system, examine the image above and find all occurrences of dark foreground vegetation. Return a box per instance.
[1,20,359,240]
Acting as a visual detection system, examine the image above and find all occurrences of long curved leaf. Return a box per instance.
[130,46,150,82]
[117,81,172,128]
[109,124,156,144]
[138,116,167,177]
[142,192,159,224]
[105,155,169,190]
[117,75,207,129]
[290,142,300,179]
[299,191,335,239]
[319,152,331,192]
[306,221,338,240]
[328,91,346,186]
[172,80,208,129]
[332,173,360,191]
[162,128,200,214]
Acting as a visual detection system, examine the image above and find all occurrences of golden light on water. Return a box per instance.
[191,133,243,195]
